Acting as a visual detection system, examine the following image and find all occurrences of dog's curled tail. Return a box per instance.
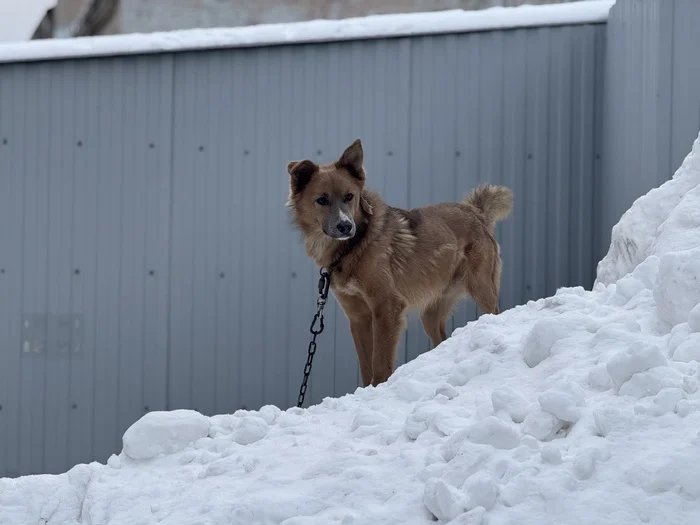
[465,184,513,228]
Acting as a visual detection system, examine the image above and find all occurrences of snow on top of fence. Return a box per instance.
[0,0,614,64]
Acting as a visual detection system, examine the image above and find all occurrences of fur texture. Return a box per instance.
[287,139,513,387]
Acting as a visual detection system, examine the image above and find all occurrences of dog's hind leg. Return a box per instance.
[465,261,501,315]
[466,280,499,315]
[463,237,502,315]
[420,291,459,348]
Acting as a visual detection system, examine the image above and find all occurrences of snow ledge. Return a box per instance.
[0,0,615,64]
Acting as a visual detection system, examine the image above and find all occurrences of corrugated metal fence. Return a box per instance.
[600,0,700,253]
[0,25,605,477]
[1,0,698,478]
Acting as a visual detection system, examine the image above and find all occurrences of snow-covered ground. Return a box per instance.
[2,131,700,524]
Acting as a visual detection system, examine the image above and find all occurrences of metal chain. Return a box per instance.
[297,268,332,408]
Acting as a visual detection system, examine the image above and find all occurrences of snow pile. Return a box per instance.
[596,131,700,287]
[0,0,614,64]
[2,130,700,525]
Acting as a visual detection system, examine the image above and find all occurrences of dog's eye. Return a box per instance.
[316,195,329,206]
[344,193,354,202]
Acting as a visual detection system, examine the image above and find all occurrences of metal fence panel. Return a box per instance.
[601,0,700,253]
[0,56,173,476]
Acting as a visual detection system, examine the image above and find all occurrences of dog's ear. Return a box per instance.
[287,159,318,194]
[336,139,365,182]
[360,192,374,216]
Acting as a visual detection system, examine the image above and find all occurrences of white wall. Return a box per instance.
[0,0,56,42]
[120,0,592,34]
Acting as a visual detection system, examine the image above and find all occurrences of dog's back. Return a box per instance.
[373,184,513,314]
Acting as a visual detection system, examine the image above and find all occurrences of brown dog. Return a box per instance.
[287,139,513,387]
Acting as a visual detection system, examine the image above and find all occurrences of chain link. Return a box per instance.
[297,268,332,408]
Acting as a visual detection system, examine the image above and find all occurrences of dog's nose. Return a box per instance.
[336,221,353,235]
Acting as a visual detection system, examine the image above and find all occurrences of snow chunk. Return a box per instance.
[522,410,565,441]
[606,342,666,388]
[670,333,700,362]
[107,454,121,469]
[588,364,613,390]
[445,507,486,525]
[491,386,534,423]
[618,366,684,399]
[573,447,603,480]
[440,448,493,486]
[688,303,700,332]
[538,382,586,423]
[231,416,269,445]
[448,356,491,387]
[122,409,210,460]
[522,317,574,367]
[423,478,465,522]
[541,444,562,464]
[465,474,499,510]
[464,416,520,450]
[654,248,700,327]
[436,383,460,400]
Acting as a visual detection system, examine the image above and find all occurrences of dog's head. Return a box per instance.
[286,138,373,240]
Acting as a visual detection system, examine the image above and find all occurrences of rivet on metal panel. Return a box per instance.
[1,138,6,145]
[316,150,322,156]
[291,272,297,278]
[149,143,155,149]
[199,145,204,151]
[455,151,461,157]
[527,154,533,160]
[74,268,80,275]
[219,272,225,279]
[149,270,155,276]
[525,285,532,291]
[77,141,83,147]
[0,269,4,274]
[596,154,601,160]
[144,405,149,412]
[244,149,249,156]
[387,151,393,156]
[0,405,3,411]
[72,403,77,409]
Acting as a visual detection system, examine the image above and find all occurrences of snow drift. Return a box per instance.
[2,130,700,525]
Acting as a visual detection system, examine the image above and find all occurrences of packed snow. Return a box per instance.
[2,131,700,524]
[0,0,614,64]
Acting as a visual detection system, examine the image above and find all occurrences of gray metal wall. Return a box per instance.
[601,0,700,253]
[0,22,605,477]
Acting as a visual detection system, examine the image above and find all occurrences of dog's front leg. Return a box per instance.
[349,318,373,387]
[370,298,406,386]
[336,291,374,387]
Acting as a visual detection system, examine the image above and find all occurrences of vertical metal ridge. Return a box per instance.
[165,53,177,412]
